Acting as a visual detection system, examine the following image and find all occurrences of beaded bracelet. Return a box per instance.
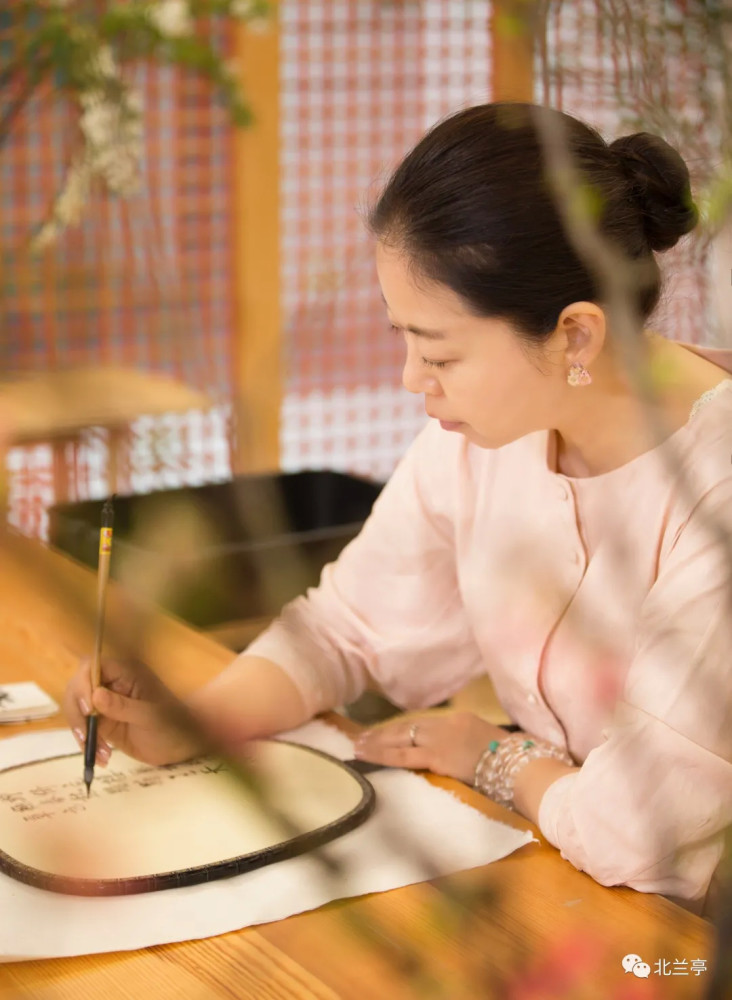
[473,733,574,810]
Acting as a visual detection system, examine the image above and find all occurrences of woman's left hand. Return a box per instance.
[353,711,514,784]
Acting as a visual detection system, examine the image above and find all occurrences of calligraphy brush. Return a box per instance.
[83,496,115,796]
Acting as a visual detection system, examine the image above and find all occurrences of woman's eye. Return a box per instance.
[389,324,450,369]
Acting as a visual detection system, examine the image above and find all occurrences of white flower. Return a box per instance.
[78,81,144,198]
[31,156,91,250]
[53,156,92,226]
[77,44,119,103]
[147,0,193,38]
[31,220,59,252]
[80,101,118,146]
[33,71,144,245]
[89,44,116,82]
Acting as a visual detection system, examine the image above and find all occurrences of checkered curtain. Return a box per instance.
[2,45,235,537]
[279,0,493,482]
[536,0,719,346]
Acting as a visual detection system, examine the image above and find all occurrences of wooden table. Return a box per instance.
[0,529,719,1000]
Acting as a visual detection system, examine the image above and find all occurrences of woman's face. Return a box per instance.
[376,243,565,449]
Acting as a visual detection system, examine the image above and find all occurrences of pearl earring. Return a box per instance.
[567,362,592,387]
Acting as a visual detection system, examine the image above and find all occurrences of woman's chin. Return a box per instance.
[463,425,513,449]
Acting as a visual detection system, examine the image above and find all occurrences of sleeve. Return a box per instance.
[243,421,487,716]
[537,478,732,903]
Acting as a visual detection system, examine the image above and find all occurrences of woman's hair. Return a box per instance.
[367,102,698,345]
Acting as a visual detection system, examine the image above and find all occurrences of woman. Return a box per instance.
[65,102,732,913]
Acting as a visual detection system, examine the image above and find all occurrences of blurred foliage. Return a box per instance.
[537,0,732,232]
[0,0,272,244]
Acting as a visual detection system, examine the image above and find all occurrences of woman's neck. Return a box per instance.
[553,333,729,478]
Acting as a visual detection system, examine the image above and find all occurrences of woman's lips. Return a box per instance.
[439,420,463,431]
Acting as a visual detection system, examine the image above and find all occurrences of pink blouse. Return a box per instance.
[246,343,732,906]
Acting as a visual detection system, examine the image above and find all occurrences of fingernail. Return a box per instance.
[97,747,110,765]
[73,728,85,747]
[79,698,90,716]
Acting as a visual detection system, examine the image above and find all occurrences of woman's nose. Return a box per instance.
[402,350,438,396]
[402,358,421,394]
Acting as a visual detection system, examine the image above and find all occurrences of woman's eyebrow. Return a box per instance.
[381,294,447,340]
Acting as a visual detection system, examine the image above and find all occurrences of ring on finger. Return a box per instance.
[409,722,419,747]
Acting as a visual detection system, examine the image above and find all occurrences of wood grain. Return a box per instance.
[0,530,718,1000]
[491,0,537,102]
[0,369,211,444]
[231,9,281,476]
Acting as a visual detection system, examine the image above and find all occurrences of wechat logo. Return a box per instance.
[622,954,651,978]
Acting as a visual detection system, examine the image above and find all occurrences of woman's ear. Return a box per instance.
[554,302,607,368]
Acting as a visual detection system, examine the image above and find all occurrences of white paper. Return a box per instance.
[0,682,59,723]
[0,722,536,962]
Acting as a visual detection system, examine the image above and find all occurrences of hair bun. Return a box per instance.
[609,132,698,252]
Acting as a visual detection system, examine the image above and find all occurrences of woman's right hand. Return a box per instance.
[64,657,201,767]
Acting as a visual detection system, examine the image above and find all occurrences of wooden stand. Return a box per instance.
[0,368,213,502]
